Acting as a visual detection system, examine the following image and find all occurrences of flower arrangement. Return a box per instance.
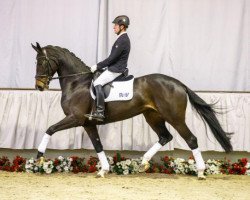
[205,159,222,175]
[0,156,13,172]
[0,154,249,176]
[111,153,142,175]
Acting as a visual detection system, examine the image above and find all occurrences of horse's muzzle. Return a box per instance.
[35,79,49,91]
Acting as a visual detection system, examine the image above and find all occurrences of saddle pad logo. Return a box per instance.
[119,92,129,97]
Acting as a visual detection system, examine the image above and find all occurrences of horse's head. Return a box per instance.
[32,42,59,91]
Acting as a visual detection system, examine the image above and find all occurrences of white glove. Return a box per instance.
[90,65,97,73]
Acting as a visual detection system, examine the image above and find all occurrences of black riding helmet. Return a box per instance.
[112,15,130,28]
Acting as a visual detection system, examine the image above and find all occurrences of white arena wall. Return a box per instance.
[0,89,249,161]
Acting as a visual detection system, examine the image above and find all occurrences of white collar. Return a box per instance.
[117,31,127,39]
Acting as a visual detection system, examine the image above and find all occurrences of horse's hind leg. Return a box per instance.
[172,122,206,179]
[139,110,173,172]
[155,90,206,179]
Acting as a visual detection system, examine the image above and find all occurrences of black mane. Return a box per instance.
[45,45,89,69]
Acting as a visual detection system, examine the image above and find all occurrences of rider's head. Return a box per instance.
[112,15,130,35]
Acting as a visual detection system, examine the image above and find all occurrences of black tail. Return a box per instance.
[184,86,233,152]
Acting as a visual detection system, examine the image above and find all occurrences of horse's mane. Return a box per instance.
[45,45,88,68]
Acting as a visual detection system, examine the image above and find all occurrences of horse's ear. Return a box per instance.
[31,43,39,52]
[36,42,42,51]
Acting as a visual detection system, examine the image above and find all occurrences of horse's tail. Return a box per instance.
[184,86,233,152]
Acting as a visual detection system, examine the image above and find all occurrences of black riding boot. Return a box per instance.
[92,85,105,121]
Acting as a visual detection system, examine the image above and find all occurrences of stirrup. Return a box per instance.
[85,112,105,121]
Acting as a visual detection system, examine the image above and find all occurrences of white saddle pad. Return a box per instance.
[90,78,134,102]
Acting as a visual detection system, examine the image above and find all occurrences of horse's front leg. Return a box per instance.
[84,125,109,178]
[37,115,81,160]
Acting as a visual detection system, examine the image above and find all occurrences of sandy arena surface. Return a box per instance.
[0,171,249,200]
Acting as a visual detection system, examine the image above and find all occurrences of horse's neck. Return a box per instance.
[56,61,91,96]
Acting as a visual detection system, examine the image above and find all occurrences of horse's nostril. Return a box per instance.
[37,85,44,91]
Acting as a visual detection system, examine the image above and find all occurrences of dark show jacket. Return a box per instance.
[97,33,130,73]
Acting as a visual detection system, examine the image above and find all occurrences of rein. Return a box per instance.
[50,71,92,81]
[35,52,92,82]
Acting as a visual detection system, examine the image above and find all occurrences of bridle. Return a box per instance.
[35,49,92,88]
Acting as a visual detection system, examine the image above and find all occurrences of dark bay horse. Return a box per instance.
[32,42,232,178]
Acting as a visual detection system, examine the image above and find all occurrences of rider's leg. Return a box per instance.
[88,69,121,121]
[92,85,105,120]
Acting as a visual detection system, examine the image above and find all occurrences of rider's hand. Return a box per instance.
[90,65,97,73]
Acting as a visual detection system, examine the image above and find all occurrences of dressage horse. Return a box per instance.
[32,42,232,179]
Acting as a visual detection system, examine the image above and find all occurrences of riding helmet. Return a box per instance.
[112,15,130,28]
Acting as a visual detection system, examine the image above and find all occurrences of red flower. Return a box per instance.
[88,165,97,173]
[54,159,60,166]
[240,158,248,166]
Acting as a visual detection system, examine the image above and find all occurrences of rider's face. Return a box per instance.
[113,24,120,34]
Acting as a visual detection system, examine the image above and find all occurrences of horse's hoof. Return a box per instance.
[96,169,108,178]
[197,171,206,180]
[139,161,150,173]
[36,156,45,166]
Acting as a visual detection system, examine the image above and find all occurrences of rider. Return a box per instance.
[87,15,131,121]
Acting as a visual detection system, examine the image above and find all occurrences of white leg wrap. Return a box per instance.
[142,142,163,164]
[192,148,206,171]
[97,151,110,171]
[38,133,51,153]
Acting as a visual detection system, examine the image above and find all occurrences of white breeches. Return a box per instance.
[93,69,121,87]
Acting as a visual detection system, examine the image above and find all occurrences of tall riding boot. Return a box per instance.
[92,85,105,121]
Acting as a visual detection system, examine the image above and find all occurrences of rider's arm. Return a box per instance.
[96,40,126,70]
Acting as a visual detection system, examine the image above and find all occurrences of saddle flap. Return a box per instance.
[90,77,134,102]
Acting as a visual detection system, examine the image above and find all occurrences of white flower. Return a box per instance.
[67,157,73,162]
[123,169,129,175]
[133,165,139,172]
[188,159,195,165]
[64,166,69,172]
[45,168,52,174]
[96,162,102,170]
[122,165,128,170]
[43,164,48,170]
[207,159,212,164]
[63,161,67,166]
[107,156,114,165]
[125,159,131,166]
[246,163,250,169]
[25,164,31,169]
[29,159,34,164]
[48,160,53,165]
[109,159,114,165]
[210,165,217,172]
[58,156,64,161]
[170,162,175,167]
[189,164,196,171]
[131,160,138,166]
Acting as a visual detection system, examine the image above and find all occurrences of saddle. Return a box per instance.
[91,68,134,100]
